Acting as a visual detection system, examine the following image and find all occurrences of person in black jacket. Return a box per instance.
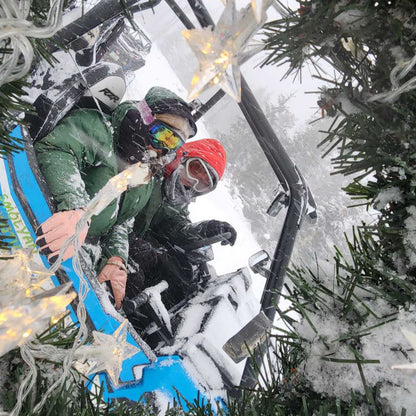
[125,139,237,308]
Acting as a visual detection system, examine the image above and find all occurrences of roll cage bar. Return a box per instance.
[52,0,317,389]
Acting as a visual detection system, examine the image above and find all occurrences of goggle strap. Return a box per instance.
[136,100,155,125]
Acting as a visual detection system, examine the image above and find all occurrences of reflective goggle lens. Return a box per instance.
[149,122,184,151]
[186,158,217,193]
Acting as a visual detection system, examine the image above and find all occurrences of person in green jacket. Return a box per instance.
[126,138,237,303]
[34,86,197,309]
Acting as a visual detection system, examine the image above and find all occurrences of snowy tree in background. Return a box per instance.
[216,93,368,263]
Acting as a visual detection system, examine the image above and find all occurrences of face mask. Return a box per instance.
[162,165,195,205]
[117,109,154,164]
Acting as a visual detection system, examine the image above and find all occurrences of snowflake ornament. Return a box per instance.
[74,320,140,386]
[182,0,267,102]
[391,329,416,371]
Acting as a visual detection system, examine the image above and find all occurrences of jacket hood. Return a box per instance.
[164,139,226,179]
[145,86,197,137]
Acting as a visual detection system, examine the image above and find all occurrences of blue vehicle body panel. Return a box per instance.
[0,126,203,405]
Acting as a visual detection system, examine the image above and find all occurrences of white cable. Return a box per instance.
[10,344,38,416]
[368,54,416,103]
[0,0,64,86]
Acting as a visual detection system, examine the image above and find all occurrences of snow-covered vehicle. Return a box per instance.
[0,0,316,407]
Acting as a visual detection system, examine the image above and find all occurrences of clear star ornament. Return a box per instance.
[74,319,140,386]
[0,282,76,356]
[182,0,268,102]
[0,249,52,299]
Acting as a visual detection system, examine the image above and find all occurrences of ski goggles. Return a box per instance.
[148,121,185,151]
[185,157,218,194]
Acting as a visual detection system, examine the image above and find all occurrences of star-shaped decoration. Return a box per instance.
[391,329,416,371]
[0,249,52,299]
[182,0,266,102]
[0,282,76,356]
[251,0,273,23]
[74,320,140,386]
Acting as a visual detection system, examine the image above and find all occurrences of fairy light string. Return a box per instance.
[8,163,150,415]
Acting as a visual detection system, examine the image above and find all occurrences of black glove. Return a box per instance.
[198,220,237,246]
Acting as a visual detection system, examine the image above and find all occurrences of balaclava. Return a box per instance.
[163,139,226,205]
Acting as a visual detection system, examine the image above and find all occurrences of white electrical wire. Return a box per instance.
[0,0,64,86]
[10,344,38,416]
[368,54,416,103]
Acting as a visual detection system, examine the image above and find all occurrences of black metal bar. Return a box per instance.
[193,90,226,121]
[186,0,215,27]
[236,76,306,389]
[51,0,162,49]
[165,0,194,29]
[238,76,305,318]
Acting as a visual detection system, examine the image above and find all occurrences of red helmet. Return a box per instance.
[164,139,226,179]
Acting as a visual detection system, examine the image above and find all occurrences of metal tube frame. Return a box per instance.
[52,0,162,48]
[166,0,315,389]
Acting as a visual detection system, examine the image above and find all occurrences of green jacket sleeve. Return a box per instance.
[100,218,134,265]
[34,110,113,211]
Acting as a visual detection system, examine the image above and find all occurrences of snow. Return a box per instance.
[159,270,259,397]
[404,206,416,267]
[145,281,172,334]
[374,186,403,210]
[174,303,210,338]
[297,297,416,411]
